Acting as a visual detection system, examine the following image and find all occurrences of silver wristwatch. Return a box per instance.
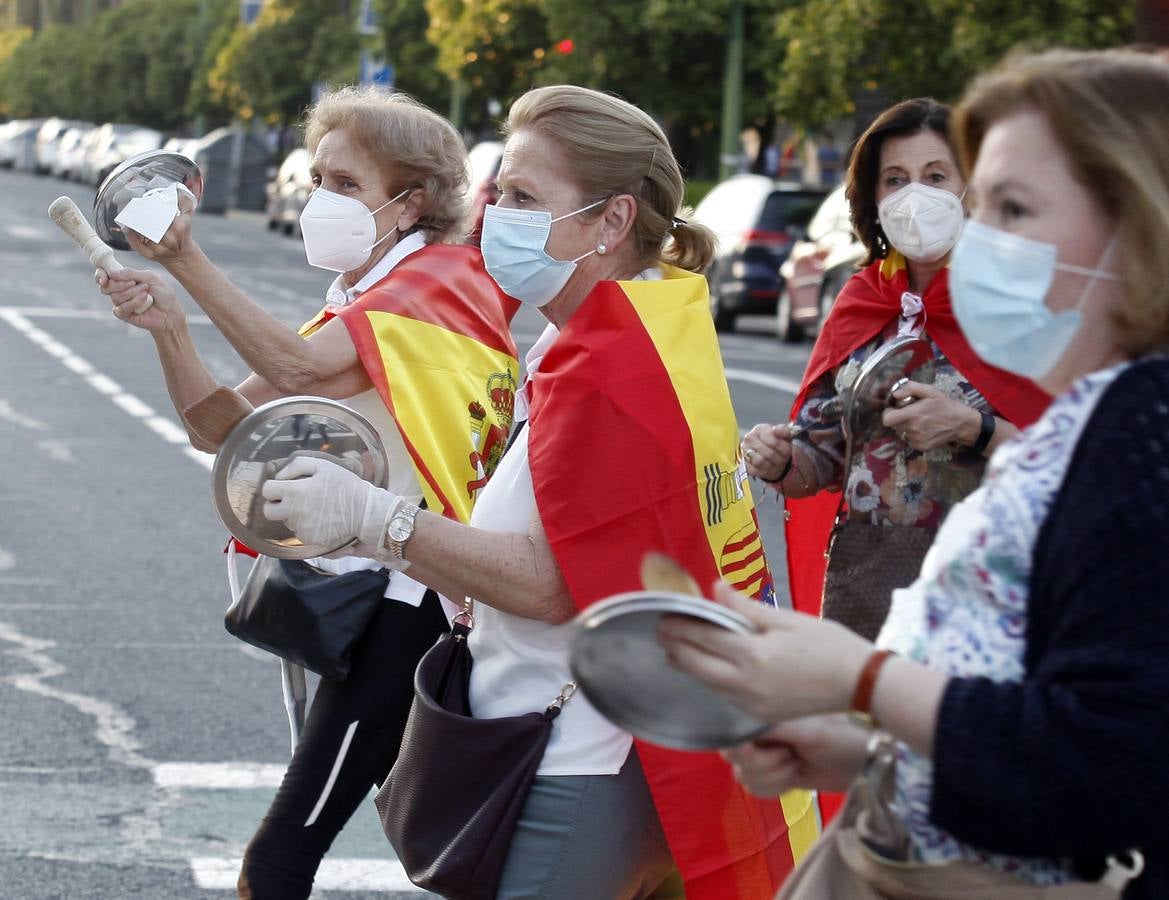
[386,502,421,560]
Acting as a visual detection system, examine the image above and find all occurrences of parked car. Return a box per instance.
[51,124,96,180]
[691,175,825,331]
[35,118,90,175]
[265,147,312,235]
[80,123,165,185]
[775,183,866,342]
[0,119,47,171]
[70,126,106,182]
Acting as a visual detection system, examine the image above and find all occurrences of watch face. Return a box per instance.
[388,515,413,543]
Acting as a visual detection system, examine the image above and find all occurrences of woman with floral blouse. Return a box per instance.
[742,98,1049,641]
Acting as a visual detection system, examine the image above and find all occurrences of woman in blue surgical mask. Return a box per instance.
[96,87,519,899]
[742,99,1049,648]
[262,84,813,898]
[660,48,1169,899]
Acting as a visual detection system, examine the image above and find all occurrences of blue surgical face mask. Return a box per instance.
[950,220,1120,380]
[480,198,607,306]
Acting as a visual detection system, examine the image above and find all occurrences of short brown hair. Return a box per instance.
[304,87,468,243]
[504,85,717,274]
[954,48,1169,358]
[845,98,954,267]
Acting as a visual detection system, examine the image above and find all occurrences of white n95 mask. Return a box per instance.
[950,220,1121,380]
[480,199,607,306]
[878,182,966,263]
[299,187,409,273]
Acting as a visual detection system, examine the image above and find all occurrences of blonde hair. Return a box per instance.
[504,85,716,273]
[954,48,1169,357]
[304,86,468,243]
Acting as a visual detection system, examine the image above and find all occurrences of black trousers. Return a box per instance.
[237,589,449,899]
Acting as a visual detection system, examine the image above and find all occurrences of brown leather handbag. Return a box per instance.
[374,606,575,900]
[822,520,936,641]
[778,734,1145,900]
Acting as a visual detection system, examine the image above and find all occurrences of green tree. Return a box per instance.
[373,0,446,111]
[210,0,360,125]
[771,0,1136,133]
[424,0,549,132]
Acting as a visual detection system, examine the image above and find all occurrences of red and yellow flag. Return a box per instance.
[528,266,818,899]
[306,243,519,524]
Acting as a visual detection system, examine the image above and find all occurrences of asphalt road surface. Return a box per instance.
[0,168,814,899]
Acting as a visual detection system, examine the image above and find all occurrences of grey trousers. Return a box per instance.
[494,749,684,900]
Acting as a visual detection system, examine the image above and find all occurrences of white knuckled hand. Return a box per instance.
[261,456,404,552]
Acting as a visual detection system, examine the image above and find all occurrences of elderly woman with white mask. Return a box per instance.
[661,47,1169,900]
[263,84,819,899]
[741,98,1050,645]
[97,86,518,899]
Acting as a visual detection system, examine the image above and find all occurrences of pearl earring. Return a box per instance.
[596,242,607,256]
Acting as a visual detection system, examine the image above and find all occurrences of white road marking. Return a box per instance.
[0,547,14,571]
[0,304,213,325]
[0,398,49,430]
[0,620,152,772]
[154,762,287,789]
[0,309,207,471]
[6,224,53,241]
[37,439,75,463]
[723,366,801,394]
[191,857,423,892]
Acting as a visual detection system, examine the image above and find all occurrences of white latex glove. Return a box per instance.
[262,456,403,553]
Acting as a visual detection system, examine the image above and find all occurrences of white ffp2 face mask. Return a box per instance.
[950,220,1121,381]
[299,187,410,273]
[479,198,607,306]
[878,182,966,263]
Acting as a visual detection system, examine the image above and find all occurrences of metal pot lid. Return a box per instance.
[94,149,204,251]
[211,397,390,560]
[569,591,772,751]
[843,334,935,444]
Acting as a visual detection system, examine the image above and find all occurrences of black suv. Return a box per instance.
[692,175,825,331]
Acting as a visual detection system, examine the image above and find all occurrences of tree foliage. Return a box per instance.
[0,0,1142,169]
[771,0,1136,133]
[210,0,360,124]
[374,0,446,111]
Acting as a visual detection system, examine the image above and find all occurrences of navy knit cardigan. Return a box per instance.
[929,356,1169,898]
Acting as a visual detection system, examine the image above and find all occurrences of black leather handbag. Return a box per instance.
[224,553,389,681]
[374,609,574,900]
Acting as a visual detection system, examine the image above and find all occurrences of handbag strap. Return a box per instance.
[456,596,577,718]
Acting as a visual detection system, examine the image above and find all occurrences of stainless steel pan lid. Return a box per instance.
[843,334,935,444]
[211,396,390,560]
[569,591,772,751]
[94,149,204,251]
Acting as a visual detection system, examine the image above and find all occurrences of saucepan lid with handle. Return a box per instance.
[211,396,390,560]
[569,590,773,751]
[94,149,204,251]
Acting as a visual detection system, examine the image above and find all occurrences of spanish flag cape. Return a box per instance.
[785,253,1049,822]
[301,243,520,524]
[528,266,819,898]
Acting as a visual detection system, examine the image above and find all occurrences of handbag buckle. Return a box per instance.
[550,681,577,709]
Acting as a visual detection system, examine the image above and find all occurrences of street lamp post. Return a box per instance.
[718,0,744,181]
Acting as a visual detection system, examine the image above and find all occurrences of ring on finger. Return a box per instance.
[744,448,755,461]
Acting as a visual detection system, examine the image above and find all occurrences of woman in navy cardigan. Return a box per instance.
[660,47,1169,898]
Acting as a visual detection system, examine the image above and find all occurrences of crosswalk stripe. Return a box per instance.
[190,857,424,892]
[153,761,287,789]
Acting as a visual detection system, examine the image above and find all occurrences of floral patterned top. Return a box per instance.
[876,362,1129,883]
[792,313,997,527]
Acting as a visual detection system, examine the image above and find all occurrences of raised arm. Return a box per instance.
[119,197,365,397]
